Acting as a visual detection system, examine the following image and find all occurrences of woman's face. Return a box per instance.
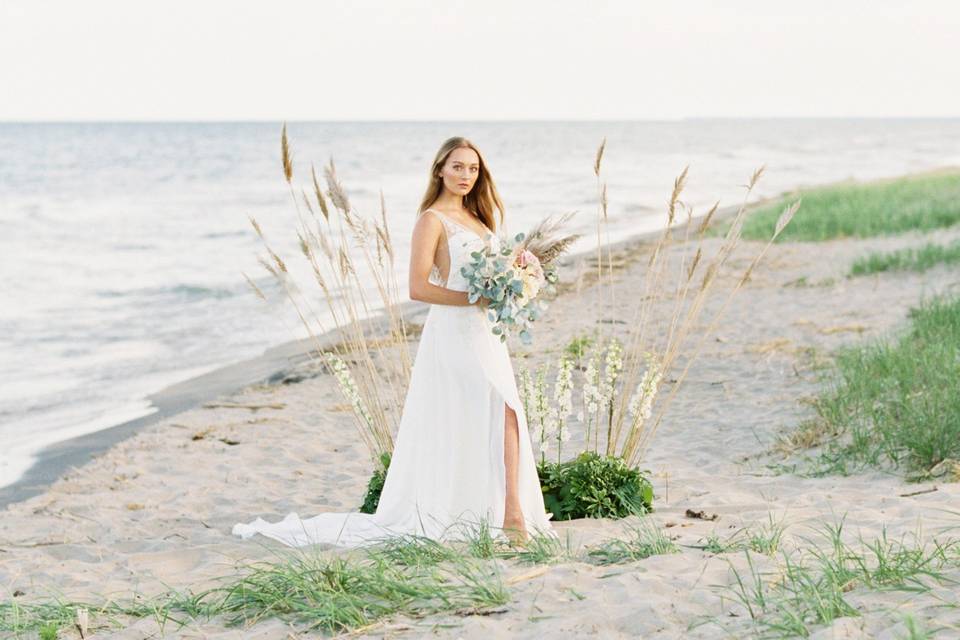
[438,147,480,197]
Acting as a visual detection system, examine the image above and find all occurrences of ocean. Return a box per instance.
[2,119,959,490]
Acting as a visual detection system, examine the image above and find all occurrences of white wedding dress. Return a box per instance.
[232,208,553,547]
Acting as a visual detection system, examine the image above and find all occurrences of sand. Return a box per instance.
[3,216,960,639]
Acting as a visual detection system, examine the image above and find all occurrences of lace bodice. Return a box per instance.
[425,209,498,292]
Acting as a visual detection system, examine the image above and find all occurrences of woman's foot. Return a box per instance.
[502,514,528,547]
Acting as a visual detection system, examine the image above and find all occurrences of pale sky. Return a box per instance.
[1,0,957,121]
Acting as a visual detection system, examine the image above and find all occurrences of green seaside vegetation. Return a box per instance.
[1,520,679,637]
[713,518,960,638]
[850,239,960,276]
[7,515,959,638]
[360,451,655,520]
[737,171,960,242]
[783,295,960,477]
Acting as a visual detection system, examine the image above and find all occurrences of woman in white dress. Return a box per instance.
[233,137,553,547]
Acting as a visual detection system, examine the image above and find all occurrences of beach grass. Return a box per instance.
[0,546,508,636]
[496,531,581,565]
[850,239,960,276]
[900,615,935,640]
[788,294,960,477]
[8,516,953,638]
[1,600,82,638]
[717,519,960,638]
[585,518,679,565]
[746,514,789,556]
[202,549,509,632]
[737,171,960,242]
[692,515,789,556]
[1,518,683,636]
[0,589,210,638]
[365,533,461,568]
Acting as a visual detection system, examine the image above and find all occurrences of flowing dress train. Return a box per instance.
[232,209,553,547]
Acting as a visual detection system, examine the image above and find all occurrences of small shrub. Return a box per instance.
[537,451,653,520]
[360,451,652,522]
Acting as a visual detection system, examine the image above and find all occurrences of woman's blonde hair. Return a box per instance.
[417,136,505,232]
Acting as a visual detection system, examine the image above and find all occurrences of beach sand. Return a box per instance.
[3,212,960,638]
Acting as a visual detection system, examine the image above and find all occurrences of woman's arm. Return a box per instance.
[408,213,475,306]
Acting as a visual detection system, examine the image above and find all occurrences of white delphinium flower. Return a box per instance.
[326,352,373,428]
[552,354,575,454]
[533,365,553,459]
[627,352,663,428]
[518,367,534,426]
[580,349,602,447]
[599,338,623,414]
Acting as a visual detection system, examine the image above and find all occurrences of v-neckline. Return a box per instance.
[426,208,491,244]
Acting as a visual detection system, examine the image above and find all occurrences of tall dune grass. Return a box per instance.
[582,142,799,467]
[245,124,413,466]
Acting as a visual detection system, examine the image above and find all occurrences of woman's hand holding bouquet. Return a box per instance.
[461,213,578,345]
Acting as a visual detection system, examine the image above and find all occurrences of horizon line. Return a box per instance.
[2,115,960,125]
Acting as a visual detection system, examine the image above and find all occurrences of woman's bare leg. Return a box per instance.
[502,403,528,543]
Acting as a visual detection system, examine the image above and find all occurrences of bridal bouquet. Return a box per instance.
[461,213,579,345]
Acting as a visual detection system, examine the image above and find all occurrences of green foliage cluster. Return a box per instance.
[362,450,653,522]
[537,451,653,520]
[359,452,391,514]
[564,334,593,361]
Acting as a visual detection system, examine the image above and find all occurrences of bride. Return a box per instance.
[233,137,553,547]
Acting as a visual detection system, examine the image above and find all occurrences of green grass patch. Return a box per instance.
[585,518,679,565]
[796,295,960,477]
[716,518,960,638]
[737,172,960,242]
[207,549,508,632]
[851,239,960,276]
[1,517,679,636]
[693,515,789,556]
[1,546,508,637]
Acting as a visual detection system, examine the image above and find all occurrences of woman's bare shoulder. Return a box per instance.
[413,209,445,236]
